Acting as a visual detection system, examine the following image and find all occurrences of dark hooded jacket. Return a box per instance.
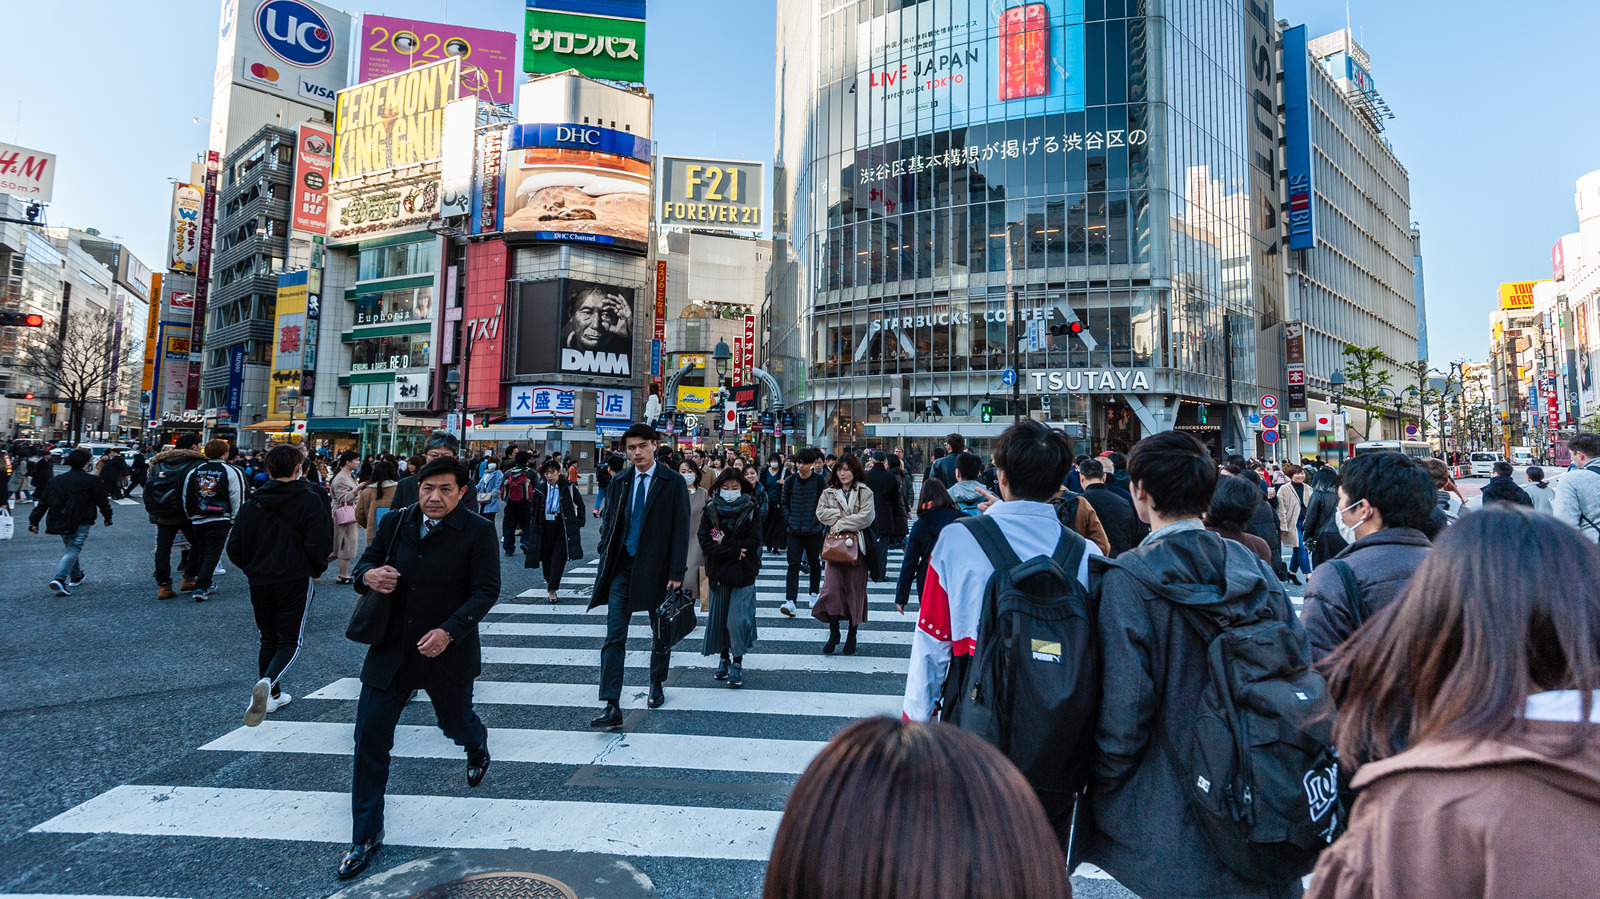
[1300,527,1432,660]
[226,477,335,584]
[1088,523,1305,899]
[1480,474,1533,507]
[1301,478,1346,567]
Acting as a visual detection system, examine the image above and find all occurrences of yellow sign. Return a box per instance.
[271,275,309,413]
[141,272,162,392]
[1498,280,1546,311]
[674,353,706,370]
[333,57,459,181]
[676,385,713,412]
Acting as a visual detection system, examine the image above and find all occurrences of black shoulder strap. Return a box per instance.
[1330,559,1366,625]
[959,514,1023,572]
[1051,526,1088,584]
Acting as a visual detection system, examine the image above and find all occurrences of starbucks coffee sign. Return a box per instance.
[1027,369,1152,393]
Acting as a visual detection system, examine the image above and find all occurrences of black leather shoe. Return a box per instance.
[337,833,382,879]
[467,746,490,787]
[648,682,665,709]
[590,702,623,728]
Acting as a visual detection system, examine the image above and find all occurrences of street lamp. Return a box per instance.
[445,368,462,441]
[1329,371,1346,463]
[712,339,732,449]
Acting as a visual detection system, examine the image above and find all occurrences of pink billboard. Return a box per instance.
[359,15,517,104]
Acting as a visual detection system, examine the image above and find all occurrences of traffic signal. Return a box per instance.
[0,312,45,327]
[5,392,36,399]
[1197,404,1209,425]
[980,401,994,423]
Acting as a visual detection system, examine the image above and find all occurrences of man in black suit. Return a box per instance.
[339,457,500,879]
[589,422,689,727]
[387,431,461,512]
[1077,457,1137,558]
[863,451,905,581]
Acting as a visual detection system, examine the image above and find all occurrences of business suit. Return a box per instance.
[347,501,500,845]
[591,462,690,702]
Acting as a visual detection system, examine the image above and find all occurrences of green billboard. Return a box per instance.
[523,9,646,82]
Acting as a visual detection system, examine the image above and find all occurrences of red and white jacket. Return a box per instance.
[902,499,1098,722]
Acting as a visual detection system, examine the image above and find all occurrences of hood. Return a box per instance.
[948,481,985,502]
[1353,691,1600,803]
[364,480,398,489]
[1104,527,1276,609]
[1334,527,1432,557]
[251,477,317,510]
[150,448,206,467]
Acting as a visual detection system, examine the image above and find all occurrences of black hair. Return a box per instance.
[1207,474,1262,532]
[1126,431,1217,518]
[416,457,472,488]
[1077,457,1105,480]
[66,448,92,470]
[1568,432,1600,457]
[265,444,304,479]
[955,451,983,482]
[622,423,659,445]
[1527,466,1545,483]
[514,450,532,466]
[795,446,824,465]
[607,454,626,472]
[1106,451,1128,472]
[829,453,867,489]
[677,457,701,477]
[1337,451,1436,532]
[336,449,360,468]
[713,468,751,493]
[768,451,784,463]
[371,459,399,483]
[946,433,966,452]
[885,453,902,470]
[917,477,957,511]
[1492,460,1513,477]
[175,433,201,450]
[1310,466,1341,491]
[539,458,563,475]
[991,420,1073,503]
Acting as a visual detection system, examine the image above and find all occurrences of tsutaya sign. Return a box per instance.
[1027,369,1151,393]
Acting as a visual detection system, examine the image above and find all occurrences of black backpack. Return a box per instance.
[942,515,1098,801]
[1117,551,1345,883]
[143,460,193,519]
[1050,492,1082,535]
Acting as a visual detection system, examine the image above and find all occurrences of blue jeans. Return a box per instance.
[1290,524,1312,575]
[55,523,92,582]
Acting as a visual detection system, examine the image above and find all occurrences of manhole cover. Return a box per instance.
[408,872,580,899]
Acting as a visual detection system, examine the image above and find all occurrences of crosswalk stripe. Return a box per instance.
[201,721,826,776]
[302,677,903,717]
[482,621,913,645]
[31,785,781,861]
[483,646,909,675]
[489,603,917,624]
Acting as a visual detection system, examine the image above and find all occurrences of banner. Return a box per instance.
[359,14,517,104]
[328,171,442,244]
[508,384,632,421]
[470,126,507,234]
[187,150,221,410]
[653,260,667,388]
[141,274,163,422]
[168,183,203,272]
[0,139,56,202]
[225,345,246,421]
[1499,280,1545,311]
[271,271,309,413]
[1283,25,1315,250]
[291,123,333,235]
[658,156,764,233]
[523,1,646,82]
[675,385,713,412]
[333,56,459,181]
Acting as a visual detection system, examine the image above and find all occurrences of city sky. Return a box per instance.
[2,0,1591,366]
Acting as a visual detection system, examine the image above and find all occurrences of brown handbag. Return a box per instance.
[821,530,861,565]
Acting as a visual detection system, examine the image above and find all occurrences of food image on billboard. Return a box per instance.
[504,147,650,246]
[855,0,1085,145]
[333,57,459,181]
[292,122,333,234]
[360,15,518,104]
[659,157,765,232]
[560,279,634,376]
[523,0,646,83]
[169,183,204,273]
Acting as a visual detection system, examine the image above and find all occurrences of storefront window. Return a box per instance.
[357,240,438,281]
[349,336,431,372]
[353,286,434,325]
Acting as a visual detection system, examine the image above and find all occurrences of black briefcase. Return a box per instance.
[346,506,411,644]
[653,586,698,649]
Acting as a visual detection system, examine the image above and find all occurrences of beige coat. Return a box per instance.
[1275,479,1305,543]
[355,480,398,543]
[816,484,876,536]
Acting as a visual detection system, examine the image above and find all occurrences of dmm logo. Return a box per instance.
[256,0,334,68]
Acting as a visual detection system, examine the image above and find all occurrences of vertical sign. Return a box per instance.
[732,338,743,387]
[652,259,667,389]
[187,149,221,409]
[141,273,163,398]
[1284,321,1307,410]
[302,267,322,401]
[168,184,203,273]
[291,123,333,236]
[1282,25,1315,251]
[225,345,246,421]
[742,313,756,380]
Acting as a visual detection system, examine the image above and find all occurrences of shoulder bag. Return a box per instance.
[346,505,412,644]
[821,491,863,565]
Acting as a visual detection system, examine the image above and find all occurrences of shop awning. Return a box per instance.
[242,419,291,431]
[306,418,364,433]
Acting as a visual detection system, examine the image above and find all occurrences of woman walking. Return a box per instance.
[355,459,399,544]
[894,479,965,614]
[1310,506,1600,899]
[699,468,762,687]
[475,459,504,527]
[525,458,584,604]
[760,452,787,553]
[329,450,361,585]
[678,458,709,609]
[1301,465,1345,567]
[1274,462,1307,585]
[812,453,875,655]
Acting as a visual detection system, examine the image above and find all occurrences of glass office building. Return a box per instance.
[769,0,1279,453]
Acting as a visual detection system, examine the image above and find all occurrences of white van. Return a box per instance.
[1469,451,1502,477]
[1511,446,1534,467]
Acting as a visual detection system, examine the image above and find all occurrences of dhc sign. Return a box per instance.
[256,0,335,68]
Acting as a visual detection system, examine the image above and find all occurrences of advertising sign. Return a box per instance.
[187,149,221,410]
[327,171,441,244]
[743,313,756,377]
[732,338,743,387]
[675,385,713,412]
[360,14,517,104]
[653,260,667,388]
[1554,239,1567,281]
[855,0,1085,145]
[1282,25,1315,251]
[523,0,646,83]
[225,345,246,420]
[393,371,431,406]
[141,274,163,401]
[332,56,460,181]
[508,384,632,421]
[154,322,192,417]
[290,122,333,235]
[271,271,308,412]
[471,126,507,234]
[658,156,765,232]
[439,98,476,218]
[0,140,57,202]
[502,126,651,247]
[221,0,353,112]
[559,279,634,376]
[1499,280,1544,311]
[168,183,204,272]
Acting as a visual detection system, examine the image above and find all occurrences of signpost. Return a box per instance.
[1260,393,1279,411]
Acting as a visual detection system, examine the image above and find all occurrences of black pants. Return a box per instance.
[502,502,531,553]
[153,522,198,585]
[189,521,232,591]
[598,563,670,702]
[786,531,824,602]
[539,517,568,590]
[249,577,313,691]
[351,680,485,844]
[866,531,890,582]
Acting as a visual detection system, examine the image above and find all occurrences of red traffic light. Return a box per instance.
[1068,321,1083,334]
[0,312,45,327]
[23,314,43,327]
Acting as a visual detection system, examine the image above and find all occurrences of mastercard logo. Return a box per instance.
[249,62,280,82]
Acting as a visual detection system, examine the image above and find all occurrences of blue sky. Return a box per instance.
[2,0,1592,365]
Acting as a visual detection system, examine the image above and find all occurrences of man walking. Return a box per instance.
[781,447,826,617]
[28,448,113,595]
[1552,432,1600,540]
[930,432,964,487]
[340,457,500,878]
[1077,457,1137,557]
[1480,460,1533,507]
[589,423,689,727]
[499,450,536,555]
[144,434,208,600]
[227,445,335,726]
[864,450,905,582]
[388,432,461,511]
[183,438,245,601]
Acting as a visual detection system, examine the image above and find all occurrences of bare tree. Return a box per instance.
[16,307,143,444]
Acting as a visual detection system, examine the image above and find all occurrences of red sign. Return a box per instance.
[1554,240,1567,281]
[1261,393,1279,410]
[653,260,667,389]
[732,338,743,386]
[1286,368,1305,386]
[187,149,221,410]
[464,239,511,408]
[742,313,756,378]
[170,291,194,310]
[291,123,333,235]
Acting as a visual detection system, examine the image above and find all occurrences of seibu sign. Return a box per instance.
[1026,369,1152,393]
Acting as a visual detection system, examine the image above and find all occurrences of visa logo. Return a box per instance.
[298,79,337,103]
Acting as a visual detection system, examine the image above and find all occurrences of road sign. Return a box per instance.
[1261,429,1279,444]
[1247,412,1262,425]
[1288,410,1308,422]
[1262,414,1279,429]
[1405,423,1419,438]
[1260,394,1279,410]
[1000,368,1018,387]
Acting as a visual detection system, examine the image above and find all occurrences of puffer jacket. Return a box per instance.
[781,471,826,535]
[1300,527,1432,660]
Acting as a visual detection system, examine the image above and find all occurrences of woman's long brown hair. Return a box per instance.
[1323,505,1600,767]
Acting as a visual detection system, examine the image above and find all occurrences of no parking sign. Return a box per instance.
[1262,429,1279,444]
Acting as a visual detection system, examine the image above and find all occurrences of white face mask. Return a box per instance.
[682,471,696,484]
[1335,501,1365,545]
[770,462,780,470]
[719,488,743,503]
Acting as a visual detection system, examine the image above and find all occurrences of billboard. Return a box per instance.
[328,171,441,244]
[675,385,713,412]
[509,385,633,421]
[523,0,646,83]
[514,278,634,378]
[271,271,308,412]
[359,15,517,104]
[291,122,333,235]
[219,0,353,109]
[1499,280,1545,311]
[502,123,651,246]
[659,157,765,232]
[471,126,508,234]
[855,0,1085,145]
[332,56,459,181]
[0,140,57,202]
[1282,24,1316,251]
[168,184,204,273]
[154,322,192,417]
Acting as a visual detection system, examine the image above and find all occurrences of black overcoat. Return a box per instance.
[351,501,501,691]
[524,477,586,566]
[589,464,690,614]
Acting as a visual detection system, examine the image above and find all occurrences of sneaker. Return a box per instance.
[244,678,271,727]
[265,692,293,714]
[68,573,87,587]
[727,662,743,688]
[780,600,797,617]
[192,587,213,602]
[806,593,818,608]
[49,579,70,596]
[214,564,226,576]
[714,657,730,680]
